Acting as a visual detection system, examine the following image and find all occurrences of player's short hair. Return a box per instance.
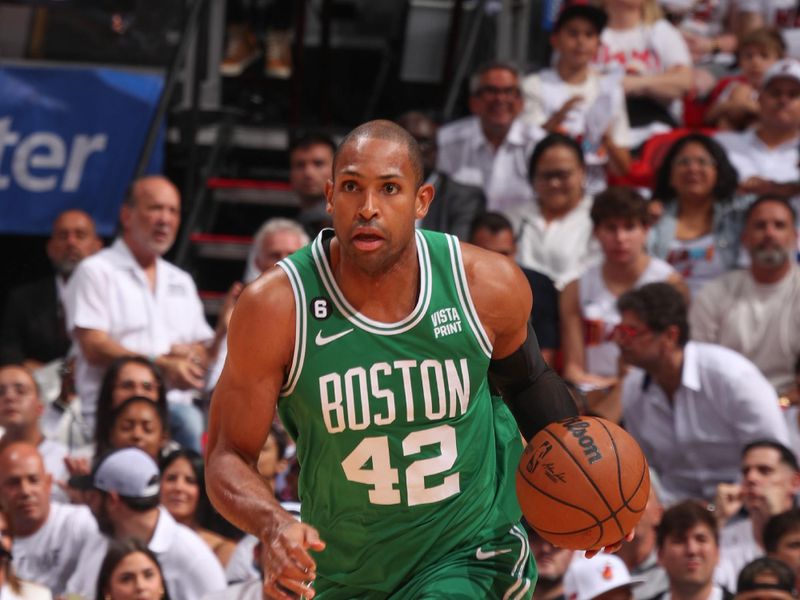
[288,131,337,158]
[738,27,786,58]
[528,133,585,182]
[742,440,800,472]
[468,60,521,95]
[468,212,514,240]
[743,195,798,228]
[617,282,689,347]
[764,510,800,553]
[656,500,719,548]
[333,120,424,188]
[590,187,649,227]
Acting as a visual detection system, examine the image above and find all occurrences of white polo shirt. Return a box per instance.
[622,342,790,505]
[12,502,98,596]
[506,194,601,290]
[716,517,763,592]
[436,116,544,214]
[66,507,226,600]
[64,238,214,425]
[714,128,800,184]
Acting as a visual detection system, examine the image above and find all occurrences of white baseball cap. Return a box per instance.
[762,59,800,89]
[92,447,161,501]
[564,554,641,600]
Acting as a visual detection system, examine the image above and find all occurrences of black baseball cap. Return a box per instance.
[554,3,608,33]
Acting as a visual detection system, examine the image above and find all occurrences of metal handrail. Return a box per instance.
[132,0,207,180]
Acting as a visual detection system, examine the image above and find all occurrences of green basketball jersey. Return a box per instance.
[277,229,524,593]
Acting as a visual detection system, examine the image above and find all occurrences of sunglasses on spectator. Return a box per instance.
[475,85,520,98]
[612,324,651,342]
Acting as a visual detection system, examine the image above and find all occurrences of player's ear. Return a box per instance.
[415,183,435,219]
[325,178,334,215]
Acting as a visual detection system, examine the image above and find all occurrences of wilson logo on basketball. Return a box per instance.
[562,417,603,464]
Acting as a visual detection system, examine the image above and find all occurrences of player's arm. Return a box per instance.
[205,270,325,600]
[461,244,578,441]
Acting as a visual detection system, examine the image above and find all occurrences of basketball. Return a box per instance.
[516,416,650,550]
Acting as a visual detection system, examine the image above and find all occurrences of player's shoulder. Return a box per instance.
[459,241,531,315]
[236,265,295,318]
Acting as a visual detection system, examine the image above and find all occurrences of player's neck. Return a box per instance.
[331,240,421,322]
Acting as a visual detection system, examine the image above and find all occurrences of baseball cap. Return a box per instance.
[554,3,608,34]
[564,554,642,600]
[762,59,800,89]
[737,557,796,595]
[72,448,160,507]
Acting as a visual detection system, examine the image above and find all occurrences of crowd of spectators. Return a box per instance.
[3,0,800,597]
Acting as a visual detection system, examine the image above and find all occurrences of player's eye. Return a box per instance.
[383,183,399,194]
[342,181,358,192]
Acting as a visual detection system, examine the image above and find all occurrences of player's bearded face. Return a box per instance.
[327,137,430,274]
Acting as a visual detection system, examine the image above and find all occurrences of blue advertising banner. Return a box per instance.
[0,65,164,236]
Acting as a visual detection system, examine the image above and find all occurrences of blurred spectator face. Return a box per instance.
[532,145,586,214]
[106,551,165,600]
[741,201,797,270]
[614,310,665,371]
[46,210,101,278]
[772,527,800,587]
[759,78,800,130]
[160,456,199,525]
[658,522,719,590]
[741,447,800,514]
[0,444,52,535]
[121,177,181,259]
[109,399,165,460]
[111,362,161,407]
[255,229,308,273]
[0,366,42,432]
[399,113,438,177]
[740,44,781,88]
[469,68,523,133]
[594,217,649,266]
[290,143,334,202]
[257,434,288,480]
[552,18,600,70]
[667,142,718,202]
[530,533,573,585]
[470,227,516,257]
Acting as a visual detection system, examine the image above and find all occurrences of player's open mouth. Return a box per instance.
[352,231,384,251]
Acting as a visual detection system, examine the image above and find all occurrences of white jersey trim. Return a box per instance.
[277,259,307,397]
[312,230,433,335]
[447,235,493,358]
[504,524,532,600]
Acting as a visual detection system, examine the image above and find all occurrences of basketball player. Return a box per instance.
[206,120,604,599]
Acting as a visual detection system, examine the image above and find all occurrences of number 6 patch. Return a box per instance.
[310,297,333,320]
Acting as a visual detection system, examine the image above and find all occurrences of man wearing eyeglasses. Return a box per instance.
[437,61,544,215]
[615,282,789,507]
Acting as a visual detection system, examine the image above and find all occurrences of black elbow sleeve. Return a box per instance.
[488,323,578,441]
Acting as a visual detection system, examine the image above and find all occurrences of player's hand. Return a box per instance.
[262,522,326,600]
[583,529,635,558]
[713,482,742,525]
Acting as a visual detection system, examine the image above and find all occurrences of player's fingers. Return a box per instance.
[277,576,316,599]
[287,544,318,572]
[263,578,294,600]
[302,527,327,552]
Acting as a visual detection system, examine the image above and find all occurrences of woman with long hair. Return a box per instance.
[159,449,236,566]
[649,132,746,295]
[95,538,169,600]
